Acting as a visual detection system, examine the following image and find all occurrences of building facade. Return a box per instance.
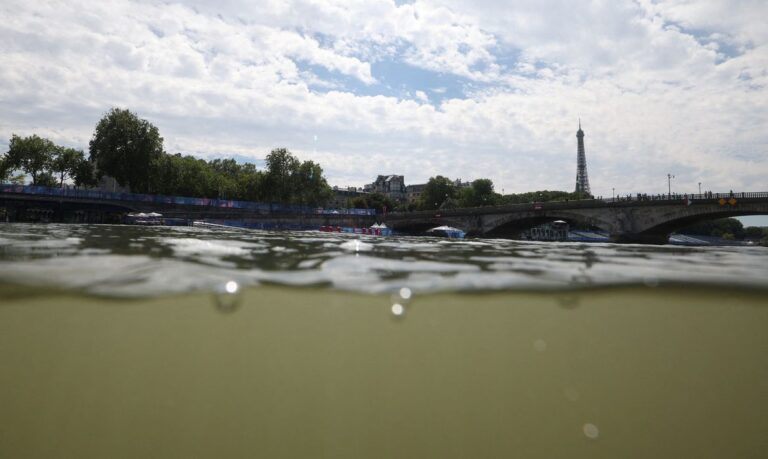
[329,186,368,208]
[365,175,406,201]
[406,184,426,203]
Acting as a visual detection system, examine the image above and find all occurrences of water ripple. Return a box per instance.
[0,223,766,297]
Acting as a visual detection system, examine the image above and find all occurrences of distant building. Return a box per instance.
[329,186,368,208]
[406,184,426,203]
[366,175,406,201]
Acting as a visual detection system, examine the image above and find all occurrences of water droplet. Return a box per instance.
[214,280,242,313]
[391,303,405,317]
[534,339,547,352]
[390,286,414,308]
[583,423,599,439]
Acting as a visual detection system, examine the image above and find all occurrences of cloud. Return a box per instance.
[0,0,766,197]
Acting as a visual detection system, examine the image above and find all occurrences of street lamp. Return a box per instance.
[612,187,615,200]
[667,173,675,198]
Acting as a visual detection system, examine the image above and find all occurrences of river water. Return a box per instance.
[1,223,767,458]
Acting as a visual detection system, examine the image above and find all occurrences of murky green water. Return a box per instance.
[1,224,767,458]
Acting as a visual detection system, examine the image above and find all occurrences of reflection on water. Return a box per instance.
[0,223,766,296]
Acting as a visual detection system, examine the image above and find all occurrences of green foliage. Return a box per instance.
[149,148,330,206]
[4,134,57,185]
[294,160,332,206]
[458,179,500,207]
[264,148,300,203]
[349,193,394,214]
[499,190,582,204]
[261,148,332,206]
[73,158,98,188]
[52,147,85,187]
[419,176,457,210]
[3,135,92,187]
[678,218,745,239]
[89,108,164,193]
[10,174,26,185]
[35,171,59,188]
[0,157,10,183]
[743,226,764,239]
[4,115,331,208]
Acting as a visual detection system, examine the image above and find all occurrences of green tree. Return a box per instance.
[35,171,59,188]
[458,178,499,207]
[9,174,26,185]
[294,160,332,206]
[679,218,745,239]
[419,176,456,210]
[349,193,394,214]
[89,108,164,193]
[52,146,85,187]
[264,148,300,203]
[4,134,57,185]
[499,190,579,205]
[0,157,10,183]
[73,158,98,188]
[235,163,265,202]
[744,226,764,239]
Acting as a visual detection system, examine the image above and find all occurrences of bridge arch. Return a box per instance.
[481,210,613,238]
[626,207,768,243]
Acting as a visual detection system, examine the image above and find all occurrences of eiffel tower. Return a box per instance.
[575,120,591,196]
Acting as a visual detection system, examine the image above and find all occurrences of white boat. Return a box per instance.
[426,225,465,239]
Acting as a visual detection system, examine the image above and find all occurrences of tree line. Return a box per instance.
[678,217,767,242]
[0,108,333,206]
[0,135,93,188]
[408,175,587,211]
[344,175,588,214]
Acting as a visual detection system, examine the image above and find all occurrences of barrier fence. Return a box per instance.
[0,184,376,216]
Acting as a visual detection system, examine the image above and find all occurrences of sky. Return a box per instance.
[1,0,767,207]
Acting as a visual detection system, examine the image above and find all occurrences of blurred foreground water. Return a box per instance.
[1,224,767,458]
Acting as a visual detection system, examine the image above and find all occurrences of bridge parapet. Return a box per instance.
[383,191,768,243]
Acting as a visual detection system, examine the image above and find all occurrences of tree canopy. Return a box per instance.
[4,134,56,185]
[349,192,395,214]
[89,108,164,193]
[420,176,457,210]
[52,147,85,187]
[2,134,91,187]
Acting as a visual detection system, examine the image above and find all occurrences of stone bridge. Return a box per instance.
[383,192,768,244]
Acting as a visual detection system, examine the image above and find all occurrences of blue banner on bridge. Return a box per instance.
[0,184,375,216]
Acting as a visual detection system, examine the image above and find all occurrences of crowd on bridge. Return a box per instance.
[605,190,754,203]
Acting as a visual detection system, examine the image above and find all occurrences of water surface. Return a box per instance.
[1,223,766,458]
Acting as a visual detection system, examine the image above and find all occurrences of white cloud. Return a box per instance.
[0,0,766,198]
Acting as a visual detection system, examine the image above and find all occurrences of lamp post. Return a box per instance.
[612,187,615,200]
[667,173,675,198]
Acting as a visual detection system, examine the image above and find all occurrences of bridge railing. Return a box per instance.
[0,184,376,216]
[601,191,768,203]
[385,190,768,218]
